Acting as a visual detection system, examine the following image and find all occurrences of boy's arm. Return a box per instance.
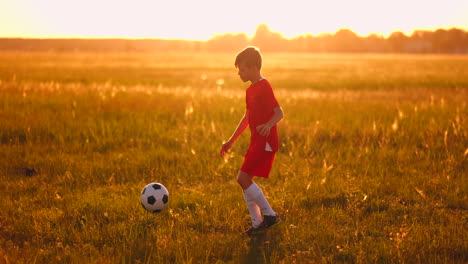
[220,110,249,157]
[256,106,284,137]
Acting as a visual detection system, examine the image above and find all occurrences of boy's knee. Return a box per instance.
[236,171,246,182]
[236,173,243,185]
[237,171,253,189]
[236,176,242,185]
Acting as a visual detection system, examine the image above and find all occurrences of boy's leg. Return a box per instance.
[238,171,263,228]
[243,194,263,228]
[238,171,276,217]
[236,170,254,190]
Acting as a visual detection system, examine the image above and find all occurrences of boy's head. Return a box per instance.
[235,46,262,70]
[235,46,262,82]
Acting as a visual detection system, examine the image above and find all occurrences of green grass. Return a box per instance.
[0,52,467,263]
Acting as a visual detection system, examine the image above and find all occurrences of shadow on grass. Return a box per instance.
[242,226,283,264]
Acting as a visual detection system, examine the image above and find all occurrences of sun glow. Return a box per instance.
[1,0,467,39]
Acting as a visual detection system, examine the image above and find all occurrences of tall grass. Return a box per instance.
[0,52,467,263]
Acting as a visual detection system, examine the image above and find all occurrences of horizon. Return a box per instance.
[1,25,467,41]
[1,0,467,41]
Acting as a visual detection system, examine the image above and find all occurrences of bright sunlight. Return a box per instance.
[1,0,467,39]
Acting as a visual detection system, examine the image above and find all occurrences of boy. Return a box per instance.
[220,47,284,234]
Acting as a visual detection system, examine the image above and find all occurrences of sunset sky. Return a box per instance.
[1,0,467,39]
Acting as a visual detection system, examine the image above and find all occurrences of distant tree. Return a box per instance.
[388,31,409,52]
[408,30,433,53]
[316,33,334,52]
[433,29,450,52]
[206,33,248,52]
[251,24,288,52]
[1,26,468,53]
[332,29,362,52]
[289,35,307,52]
[447,28,467,53]
[363,33,387,52]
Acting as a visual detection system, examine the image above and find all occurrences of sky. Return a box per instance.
[1,0,467,39]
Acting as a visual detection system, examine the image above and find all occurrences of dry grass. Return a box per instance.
[0,52,467,263]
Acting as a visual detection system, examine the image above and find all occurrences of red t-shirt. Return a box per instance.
[246,78,280,152]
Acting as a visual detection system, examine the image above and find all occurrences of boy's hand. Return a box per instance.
[256,123,272,137]
[220,140,233,157]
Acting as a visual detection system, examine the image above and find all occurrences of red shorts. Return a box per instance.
[240,149,276,178]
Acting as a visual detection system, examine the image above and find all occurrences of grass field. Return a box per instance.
[0,52,467,263]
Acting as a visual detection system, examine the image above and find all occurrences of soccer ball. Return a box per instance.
[140,182,169,213]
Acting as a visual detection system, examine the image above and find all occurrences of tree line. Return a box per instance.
[1,24,467,53]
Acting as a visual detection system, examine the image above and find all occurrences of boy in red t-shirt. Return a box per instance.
[220,47,284,234]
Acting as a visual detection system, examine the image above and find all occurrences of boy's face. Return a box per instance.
[236,63,256,83]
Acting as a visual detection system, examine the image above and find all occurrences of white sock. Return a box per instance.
[244,183,276,216]
[243,193,263,228]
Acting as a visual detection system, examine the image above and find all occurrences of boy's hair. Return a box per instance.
[235,46,262,70]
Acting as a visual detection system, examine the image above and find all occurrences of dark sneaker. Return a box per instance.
[243,222,265,235]
[263,214,281,228]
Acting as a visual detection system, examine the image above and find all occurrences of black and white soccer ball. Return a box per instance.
[140,182,169,213]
